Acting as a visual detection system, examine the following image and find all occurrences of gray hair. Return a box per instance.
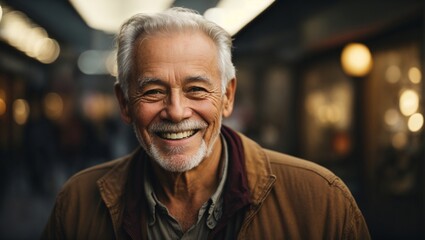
[116,7,236,100]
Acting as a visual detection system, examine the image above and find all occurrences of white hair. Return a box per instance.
[116,7,236,99]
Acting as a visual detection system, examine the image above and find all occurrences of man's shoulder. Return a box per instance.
[264,149,337,184]
[263,148,356,203]
[70,155,129,183]
[237,131,343,192]
[237,132,336,184]
[59,152,135,195]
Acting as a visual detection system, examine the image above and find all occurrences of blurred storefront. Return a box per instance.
[230,1,424,239]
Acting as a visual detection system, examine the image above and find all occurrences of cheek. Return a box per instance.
[193,96,224,122]
[132,102,162,128]
[192,97,224,140]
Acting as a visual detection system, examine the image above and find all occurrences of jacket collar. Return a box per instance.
[97,149,142,209]
[96,148,144,239]
[238,131,277,206]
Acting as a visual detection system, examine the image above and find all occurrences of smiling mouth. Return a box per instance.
[157,130,197,140]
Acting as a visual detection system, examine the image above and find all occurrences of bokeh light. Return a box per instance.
[408,67,421,84]
[82,93,116,122]
[384,108,401,128]
[44,92,64,120]
[341,43,373,77]
[399,89,419,116]
[0,89,6,117]
[0,99,6,116]
[0,4,3,22]
[78,50,111,75]
[13,99,30,125]
[0,8,60,64]
[392,132,407,149]
[35,38,61,64]
[385,65,401,84]
[317,104,342,125]
[408,113,423,132]
[24,27,48,57]
[106,51,118,77]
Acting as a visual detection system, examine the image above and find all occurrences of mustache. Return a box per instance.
[148,119,208,133]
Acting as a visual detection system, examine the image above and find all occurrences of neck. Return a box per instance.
[150,137,223,204]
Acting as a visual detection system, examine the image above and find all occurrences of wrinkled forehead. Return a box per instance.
[135,30,217,63]
[132,30,220,80]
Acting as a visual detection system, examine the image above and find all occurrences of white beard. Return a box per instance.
[148,138,208,172]
[132,118,222,172]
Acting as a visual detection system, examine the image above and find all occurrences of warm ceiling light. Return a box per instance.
[24,27,48,57]
[341,43,373,77]
[0,6,60,64]
[70,0,174,33]
[204,0,275,36]
[70,0,275,35]
[35,38,61,64]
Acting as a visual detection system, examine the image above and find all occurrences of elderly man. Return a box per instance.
[43,7,370,240]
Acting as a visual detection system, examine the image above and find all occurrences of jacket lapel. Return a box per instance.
[97,148,147,239]
[211,126,276,238]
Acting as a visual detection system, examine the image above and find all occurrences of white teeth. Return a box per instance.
[160,130,195,140]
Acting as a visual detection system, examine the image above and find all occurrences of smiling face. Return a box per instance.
[115,30,236,172]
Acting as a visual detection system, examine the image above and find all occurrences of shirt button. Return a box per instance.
[207,220,215,229]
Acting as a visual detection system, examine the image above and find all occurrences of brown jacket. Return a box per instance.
[42,132,370,239]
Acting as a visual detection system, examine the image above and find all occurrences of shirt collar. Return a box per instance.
[206,134,228,229]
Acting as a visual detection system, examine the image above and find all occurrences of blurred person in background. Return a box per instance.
[42,7,370,239]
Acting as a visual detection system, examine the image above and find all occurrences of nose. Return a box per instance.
[160,89,192,122]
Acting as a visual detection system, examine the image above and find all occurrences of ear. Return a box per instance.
[114,83,132,124]
[222,78,237,118]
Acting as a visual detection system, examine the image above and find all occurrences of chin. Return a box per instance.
[149,140,208,172]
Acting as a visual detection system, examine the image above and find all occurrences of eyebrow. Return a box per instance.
[184,75,213,87]
[137,77,164,88]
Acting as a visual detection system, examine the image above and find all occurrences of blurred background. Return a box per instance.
[0,0,423,239]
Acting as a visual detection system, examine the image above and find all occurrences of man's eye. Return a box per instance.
[143,89,164,96]
[188,87,207,92]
